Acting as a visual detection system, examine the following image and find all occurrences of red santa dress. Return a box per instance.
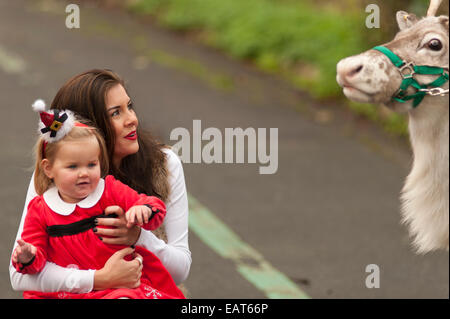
[12,175,185,299]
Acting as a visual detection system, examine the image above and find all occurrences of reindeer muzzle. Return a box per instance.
[373,46,449,108]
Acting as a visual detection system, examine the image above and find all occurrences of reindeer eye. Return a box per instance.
[427,39,442,51]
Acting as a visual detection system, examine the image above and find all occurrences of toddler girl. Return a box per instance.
[11,100,184,299]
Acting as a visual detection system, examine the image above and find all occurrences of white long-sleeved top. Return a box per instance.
[10,148,191,293]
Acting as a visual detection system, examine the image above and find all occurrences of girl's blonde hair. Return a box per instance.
[34,120,109,195]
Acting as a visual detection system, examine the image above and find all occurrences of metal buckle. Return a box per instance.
[419,87,449,96]
[394,87,407,98]
[50,120,63,131]
[398,62,415,79]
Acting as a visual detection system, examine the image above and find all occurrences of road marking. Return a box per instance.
[0,46,26,74]
[188,194,310,299]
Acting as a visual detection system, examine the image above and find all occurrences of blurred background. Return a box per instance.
[121,0,449,137]
[0,0,448,299]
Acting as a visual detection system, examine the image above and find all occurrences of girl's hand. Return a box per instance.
[125,205,152,228]
[95,206,141,246]
[12,239,37,264]
[94,247,143,289]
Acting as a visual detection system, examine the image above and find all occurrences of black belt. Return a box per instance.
[46,204,161,237]
[47,213,118,237]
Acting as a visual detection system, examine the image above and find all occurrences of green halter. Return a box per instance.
[373,46,449,108]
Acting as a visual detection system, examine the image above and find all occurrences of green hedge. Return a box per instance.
[129,0,367,98]
[128,0,408,137]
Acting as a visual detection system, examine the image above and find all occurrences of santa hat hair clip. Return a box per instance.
[32,99,76,143]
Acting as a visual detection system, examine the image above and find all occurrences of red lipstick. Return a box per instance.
[125,131,137,140]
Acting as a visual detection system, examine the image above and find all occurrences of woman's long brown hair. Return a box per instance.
[50,69,169,201]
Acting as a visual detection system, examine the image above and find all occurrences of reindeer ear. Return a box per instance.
[438,16,449,34]
[396,11,418,30]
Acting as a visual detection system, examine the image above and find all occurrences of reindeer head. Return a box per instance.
[337,2,449,112]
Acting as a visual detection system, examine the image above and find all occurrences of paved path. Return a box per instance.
[0,0,448,299]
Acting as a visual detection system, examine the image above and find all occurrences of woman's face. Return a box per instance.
[105,84,139,167]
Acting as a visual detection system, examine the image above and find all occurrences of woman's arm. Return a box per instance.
[9,173,95,293]
[134,148,192,284]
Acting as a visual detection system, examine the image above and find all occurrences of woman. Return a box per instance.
[10,69,191,294]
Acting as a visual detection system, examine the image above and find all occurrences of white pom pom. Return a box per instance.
[32,99,46,112]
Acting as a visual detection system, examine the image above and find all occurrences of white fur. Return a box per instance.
[401,98,449,253]
[32,99,46,112]
[38,110,75,143]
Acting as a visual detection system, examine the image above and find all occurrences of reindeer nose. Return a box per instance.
[337,58,364,81]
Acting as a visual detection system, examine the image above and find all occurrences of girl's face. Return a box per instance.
[105,84,139,167]
[42,136,101,203]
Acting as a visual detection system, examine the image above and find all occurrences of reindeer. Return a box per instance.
[336,0,449,254]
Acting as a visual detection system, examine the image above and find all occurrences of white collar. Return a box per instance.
[43,179,105,216]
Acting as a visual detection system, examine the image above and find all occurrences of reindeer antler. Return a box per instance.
[427,0,442,16]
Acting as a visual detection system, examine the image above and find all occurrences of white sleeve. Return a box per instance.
[135,148,192,284]
[9,173,95,293]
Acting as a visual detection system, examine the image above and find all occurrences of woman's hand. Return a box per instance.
[95,206,141,246]
[94,247,143,289]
